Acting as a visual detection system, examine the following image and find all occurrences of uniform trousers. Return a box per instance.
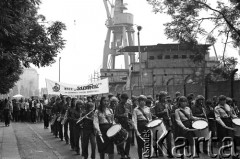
[56,121,63,140]
[64,121,69,143]
[118,129,132,157]
[73,124,81,153]
[69,120,75,149]
[82,128,96,159]
[43,111,49,128]
[4,109,10,126]
[136,120,148,159]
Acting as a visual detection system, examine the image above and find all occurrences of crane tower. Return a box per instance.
[102,0,135,69]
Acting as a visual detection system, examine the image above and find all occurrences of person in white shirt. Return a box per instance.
[132,95,152,159]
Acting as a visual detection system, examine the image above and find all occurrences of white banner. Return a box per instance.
[45,78,109,96]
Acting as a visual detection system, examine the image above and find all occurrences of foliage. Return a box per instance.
[0,57,23,94]
[210,57,238,80]
[147,0,240,54]
[0,0,66,94]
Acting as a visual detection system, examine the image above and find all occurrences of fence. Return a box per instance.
[109,79,240,103]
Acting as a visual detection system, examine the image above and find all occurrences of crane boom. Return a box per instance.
[103,0,111,19]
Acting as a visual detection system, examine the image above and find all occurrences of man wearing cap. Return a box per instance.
[152,91,173,157]
[214,95,237,156]
[115,93,132,159]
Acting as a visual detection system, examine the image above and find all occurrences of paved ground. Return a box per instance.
[0,122,239,159]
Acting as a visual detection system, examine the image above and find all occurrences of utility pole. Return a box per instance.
[59,57,61,82]
[137,25,144,94]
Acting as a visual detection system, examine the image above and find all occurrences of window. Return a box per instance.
[182,55,187,59]
[149,56,154,60]
[173,55,178,59]
[165,55,170,59]
[157,55,163,59]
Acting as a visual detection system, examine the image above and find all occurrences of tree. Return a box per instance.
[210,56,238,81]
[0,0,66,94]
[147,0,240,56]
[147,0,240,81]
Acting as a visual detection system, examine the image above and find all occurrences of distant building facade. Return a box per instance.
[12,67,39,98]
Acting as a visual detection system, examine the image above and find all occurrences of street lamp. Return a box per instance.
[59,57,61,82]
[137,25,144,94]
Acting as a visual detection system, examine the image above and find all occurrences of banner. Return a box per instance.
[45,78,109,96]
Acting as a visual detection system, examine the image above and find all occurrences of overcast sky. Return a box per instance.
[34,0,239,89]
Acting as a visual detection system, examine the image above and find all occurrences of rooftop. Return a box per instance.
[118,43,211,52]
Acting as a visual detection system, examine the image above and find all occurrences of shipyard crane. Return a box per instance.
[102,0,135,69]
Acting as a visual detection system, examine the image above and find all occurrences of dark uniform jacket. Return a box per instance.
[114,102,132,130]
[152,102,172,130]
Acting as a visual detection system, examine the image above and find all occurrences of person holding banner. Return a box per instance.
[93,96,115,159]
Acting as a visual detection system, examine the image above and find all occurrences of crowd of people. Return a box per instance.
[1,91,240,159]
[0,96,46,126]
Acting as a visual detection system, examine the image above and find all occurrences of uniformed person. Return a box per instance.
[214,95,238,159]
[114,93,133,159]
[62,96,70,144]
[132,95,152,159]
[175,96,199,158]
[43,94,51,129]
[72,100,82,155]
[81,102,96,159]
[93,96,115,159]
[191,95,208,154]
[68,97,77,150]
[152,91,173,157]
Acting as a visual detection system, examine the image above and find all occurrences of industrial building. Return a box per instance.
[100,0,219,98]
